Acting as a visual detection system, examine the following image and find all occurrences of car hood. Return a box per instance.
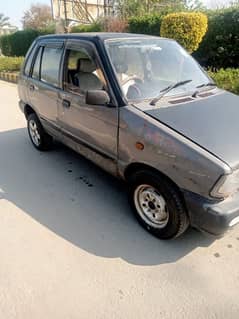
[144,91,239,169]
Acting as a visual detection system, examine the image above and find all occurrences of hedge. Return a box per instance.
[193,7,239,68]
[0,27,56,57]
[128,14,165,36]
[0,29,41,56]
[0,23,102,57]
[160,12,208,53]
[0,56,24,72]
[70,22,102,33]
[209,68,239,95]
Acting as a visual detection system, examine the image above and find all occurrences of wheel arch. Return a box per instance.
[24,104,36,119]
[124,162,182,194]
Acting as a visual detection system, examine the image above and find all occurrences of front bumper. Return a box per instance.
[184,191,239,235]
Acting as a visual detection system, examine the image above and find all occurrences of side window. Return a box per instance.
[64,47,106,94]
[41,46,62,87]
[24,47,36,76]
[32,47,43,80]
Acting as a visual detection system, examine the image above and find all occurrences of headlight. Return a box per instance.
[211,170,239,199]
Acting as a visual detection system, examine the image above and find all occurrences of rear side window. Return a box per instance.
[32,47,43,79]
[41,47,62,87]
[24,47,36,76]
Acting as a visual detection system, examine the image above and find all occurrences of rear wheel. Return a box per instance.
[27,113,53,151]
[128,170,189,239]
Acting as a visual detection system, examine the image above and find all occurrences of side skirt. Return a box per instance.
[62,129,118,177]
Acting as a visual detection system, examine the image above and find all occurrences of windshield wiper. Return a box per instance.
[196,82,216,89]
[150,79,192,106]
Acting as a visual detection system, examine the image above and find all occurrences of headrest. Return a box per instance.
[78,59,96,73]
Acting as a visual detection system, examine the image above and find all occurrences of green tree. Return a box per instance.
[230,0,239,6]
[0,13,10,28]
[118,0,185,18]
[186,0,206,10]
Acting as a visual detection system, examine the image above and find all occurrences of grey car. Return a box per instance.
[18,33,239,239]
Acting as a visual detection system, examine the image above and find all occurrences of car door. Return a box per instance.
[58,40,118,175]
[28,40,64,138]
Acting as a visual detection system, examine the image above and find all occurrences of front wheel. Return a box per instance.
[128,170,189,239]
[27,113,53,151]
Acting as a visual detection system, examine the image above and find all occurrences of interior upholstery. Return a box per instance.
[79,59,96,73]
[74,58,103,91]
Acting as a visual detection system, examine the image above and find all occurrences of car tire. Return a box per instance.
[27,113,53,151]
[128,170,189,239]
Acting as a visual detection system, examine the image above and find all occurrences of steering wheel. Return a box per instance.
[121,76,143,99]
[121,75,143,86]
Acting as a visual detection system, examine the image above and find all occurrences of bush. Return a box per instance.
[40,22,57,35]
[160,12,208,53]
[0,29,41,56]
[128,14,165,36]
[0,34,11,56]
[102,17,128,32]
[70,22,102,33]
[194,7,239,68]
[0,56,24,72]
[208,68,239,95]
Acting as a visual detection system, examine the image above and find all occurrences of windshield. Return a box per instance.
[104,37,210,101]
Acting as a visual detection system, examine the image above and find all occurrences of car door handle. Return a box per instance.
[62,99,71,108]
[29,84,35,91]
[29,84,39,91]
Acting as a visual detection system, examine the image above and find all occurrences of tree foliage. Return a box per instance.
[117,0,205,17]
[0,13,10,28]
[186,0,206,10]
[194,7,239,68]
[117,0,184,18]
[22,4,52,30]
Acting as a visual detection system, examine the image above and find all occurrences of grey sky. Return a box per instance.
[0,0,232,28]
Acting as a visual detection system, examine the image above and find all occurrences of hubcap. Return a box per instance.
[29,119,41,146]
[134,184,169,228]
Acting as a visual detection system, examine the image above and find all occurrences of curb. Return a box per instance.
[0,72,19,84]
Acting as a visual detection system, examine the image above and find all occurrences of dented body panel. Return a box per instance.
[145,91,239,170]
[117,105,230,198]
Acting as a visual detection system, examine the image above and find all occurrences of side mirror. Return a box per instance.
[86,90,110,106]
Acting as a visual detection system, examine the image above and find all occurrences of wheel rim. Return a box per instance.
[29,119,41,146]
[134,184,169,228]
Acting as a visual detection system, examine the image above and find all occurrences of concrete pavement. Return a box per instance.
[0,80,239,318]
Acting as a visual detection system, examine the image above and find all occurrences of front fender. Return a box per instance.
[118,105,231,199]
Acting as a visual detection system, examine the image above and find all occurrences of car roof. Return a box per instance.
[37,32,162,42]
